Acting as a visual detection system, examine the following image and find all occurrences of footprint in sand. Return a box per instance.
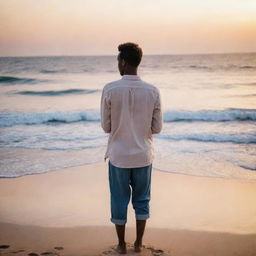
[54,247,64,251]
[27,253,60,256]
[40,252,60,256]
[100,242,170,256]
[0,245,10,249]
[8,249,26,254]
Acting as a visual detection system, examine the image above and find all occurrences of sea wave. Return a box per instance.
[15,88,100,96]
[188,65,210,70]
[157,132,256,144]
[239,165,256,171]
[168,64,256,71]
[0,108,255,127]
[40,69,67,73]
[240,65,256,69]
[164,108,256,122]
[40,68,95,74]
[0,76,48,85]
[0,110,100,127]
[226,65,256,70]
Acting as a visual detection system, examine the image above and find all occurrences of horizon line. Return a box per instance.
[0,51,255,58]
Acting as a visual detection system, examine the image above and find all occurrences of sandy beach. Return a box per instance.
[0,162,256,256]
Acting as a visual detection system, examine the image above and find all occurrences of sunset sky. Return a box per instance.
[0,0,256,56]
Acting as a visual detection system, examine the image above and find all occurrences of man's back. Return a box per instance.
[101,74,163,168]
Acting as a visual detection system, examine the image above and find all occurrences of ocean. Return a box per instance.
[0,53,256,180]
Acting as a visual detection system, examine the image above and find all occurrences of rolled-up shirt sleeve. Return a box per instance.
[100,88,111,133]
[151,89,163,134]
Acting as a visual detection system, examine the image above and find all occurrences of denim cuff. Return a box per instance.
[136,214,150,220]
[111,218,127,225]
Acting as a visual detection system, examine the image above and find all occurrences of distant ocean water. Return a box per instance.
[0,53,256,180]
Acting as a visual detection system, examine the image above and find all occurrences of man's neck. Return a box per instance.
[123,73,137,76]
[123,68,138,76]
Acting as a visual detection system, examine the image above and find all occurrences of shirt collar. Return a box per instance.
[121,74,141,81]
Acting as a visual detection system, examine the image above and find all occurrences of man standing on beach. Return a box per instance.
[100,42,163,254]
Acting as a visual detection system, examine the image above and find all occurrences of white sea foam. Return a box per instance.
[1,108,255,127]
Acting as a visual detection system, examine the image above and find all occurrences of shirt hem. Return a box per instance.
[107,158,153,169]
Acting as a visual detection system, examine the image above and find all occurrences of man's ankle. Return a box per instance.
[116,242,127,254]
[134,240,142,252]
[134,240,142,246]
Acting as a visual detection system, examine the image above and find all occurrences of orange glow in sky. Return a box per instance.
[0,0,256,56]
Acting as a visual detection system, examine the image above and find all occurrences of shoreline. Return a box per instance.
[1,147,256,181]
[1,157,256,184]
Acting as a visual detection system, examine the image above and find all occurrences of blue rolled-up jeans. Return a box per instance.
[108,160,152,225]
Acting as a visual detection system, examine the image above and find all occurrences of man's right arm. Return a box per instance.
[151,89,163,134]
[100,88,111,133]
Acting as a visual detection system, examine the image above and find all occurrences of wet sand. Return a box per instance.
[0,162,256,255]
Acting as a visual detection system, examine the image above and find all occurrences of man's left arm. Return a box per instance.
[100,88,111,133]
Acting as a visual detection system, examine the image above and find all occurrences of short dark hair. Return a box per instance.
[118,42,143,67]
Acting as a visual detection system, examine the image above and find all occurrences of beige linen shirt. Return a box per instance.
[100,74,163,168]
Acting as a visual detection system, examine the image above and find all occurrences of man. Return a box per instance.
[100,42,163,254]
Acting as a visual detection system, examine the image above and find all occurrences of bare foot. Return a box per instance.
[115,242,127,254]
[134,240,142,253]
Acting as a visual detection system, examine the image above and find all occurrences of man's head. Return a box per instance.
[117,42,143,76]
